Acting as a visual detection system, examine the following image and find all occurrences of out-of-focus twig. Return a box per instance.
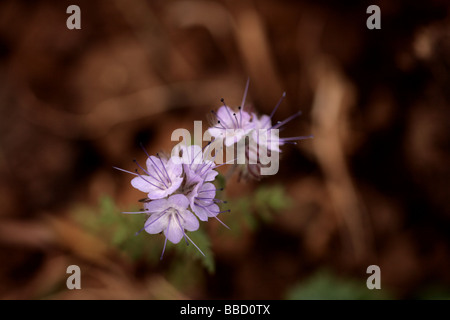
[232,3,283,103]
[0,215,190,299]
[310,57,372,263]
[0,219,55,250]
[166,0,283,103]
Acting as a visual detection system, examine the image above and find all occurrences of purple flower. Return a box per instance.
[239,90,313,179]
[187,182,224,219]
[253,91,313,149]
[208,78,255,147]
[115,144,228,259]
[175,144,218,185]
[130,154,183,200]
[142,194,203,258]
[250,113,282,153]
[207,103,254,147]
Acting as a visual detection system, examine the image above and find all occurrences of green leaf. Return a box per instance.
[253,184,292,223]
[175,228,215,274]
[215,173,227,190]
[166,254,204,290]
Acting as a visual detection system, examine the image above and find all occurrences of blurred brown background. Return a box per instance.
[0,0,449,299]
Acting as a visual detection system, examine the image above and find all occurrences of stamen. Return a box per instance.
[216,209,231,214]
[214,199,227,204]
[133,159,151,176]
[194,160,210,175]
[113,166,138,176]
[195,197,216,201]
[174,211,189,246]
[221,98,236,129]
[213,158,237,169]
[135,209,169,235]
[194,201,229,213]
[240,77,250,111]
[139,142,152,158]
[121,211,148,214]
[198,188,222,194]
[193,201,207,209]
[160,216,172,260]
[202,140,213,151]
[238,106,243,127]
[194,199,218,208]
[263,91,286,128]
[271,111,302,130]
[196,198,227,205]
[279,135,314,141]
[280,141,297,145]
[185,234,205,257]
[147,157,169,188]
[156,153,172,184]
[200,141,215,164]
[135,169,165,190]
[233,113,240,128]
[133,159,166,187]
[214,215,230,230]
[195,146,223,175]
[211,110,228,128]
[195,159,215,176]
[191,146,205,166]
[160,236,168,260]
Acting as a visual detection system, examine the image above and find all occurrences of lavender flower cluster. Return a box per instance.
[115,80,312,259]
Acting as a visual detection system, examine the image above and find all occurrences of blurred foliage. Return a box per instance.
[71,183,292,275]
[173,228,215,274]
[415,286,450,300]
[215,172,227,191]
[285,270,392,300]
[71,195,214,272]
[226,184,293,235]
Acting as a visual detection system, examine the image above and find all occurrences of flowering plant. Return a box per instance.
[115,80,312,259]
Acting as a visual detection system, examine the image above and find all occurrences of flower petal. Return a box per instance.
[216,106,236,128]
[164,217,183,244]
[131,175,156,193]
[240,110,252,124]
[147,188,170,200]
[144,212,168,235]
[145,156,164,177]
[255,114,271,129]
[199,183,216,199]
[166,157,183,177]
[205,169,218,182]
[144,198,167,213]
[180,209,200,231]
[166,175,184,195]
[184,145,203,165]
[205,203,220,217]
[224,135,240,147]
[207,127,225,140]
[168,194,190,209]
[192,203,209,221]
